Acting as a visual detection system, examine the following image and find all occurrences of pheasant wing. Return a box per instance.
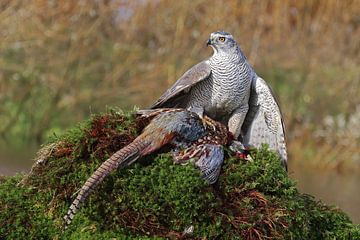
[195,144,224,184]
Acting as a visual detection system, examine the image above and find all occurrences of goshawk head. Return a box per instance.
[207,31,238,54]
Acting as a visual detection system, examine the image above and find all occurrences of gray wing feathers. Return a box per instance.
[151,61,211,108]
[194,144,224,184]
[242,77,287,170]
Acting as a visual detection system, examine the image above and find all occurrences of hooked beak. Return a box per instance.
[206,38,212,46]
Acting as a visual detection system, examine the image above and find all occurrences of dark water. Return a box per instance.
[0,146,38,176]
[289,162,360,224]
[0,148,359,224]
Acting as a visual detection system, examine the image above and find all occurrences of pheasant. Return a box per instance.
[63,108,230,229]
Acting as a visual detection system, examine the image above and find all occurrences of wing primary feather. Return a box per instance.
[242,76,288,170]
[151,61,211,108]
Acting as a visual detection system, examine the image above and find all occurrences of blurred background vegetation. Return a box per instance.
[0,0,359,221]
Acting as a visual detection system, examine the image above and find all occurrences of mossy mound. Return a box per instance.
[1,109,359,239]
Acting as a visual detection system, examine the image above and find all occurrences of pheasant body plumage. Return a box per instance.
[63,108,229,229]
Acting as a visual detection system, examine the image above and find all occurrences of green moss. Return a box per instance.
[1,109,359,239]
[0,176,56,239]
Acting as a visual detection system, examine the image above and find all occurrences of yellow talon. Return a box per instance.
[202,116,217,132]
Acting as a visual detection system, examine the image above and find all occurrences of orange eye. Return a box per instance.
[219,37,225,42]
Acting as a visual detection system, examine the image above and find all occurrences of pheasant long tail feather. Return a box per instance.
[63,139,150,229]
